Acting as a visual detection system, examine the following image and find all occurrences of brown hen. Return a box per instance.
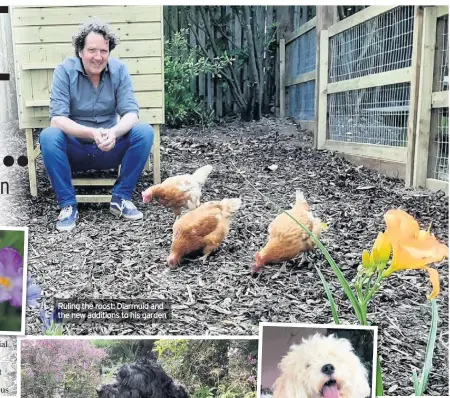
[252,189,322,274]
[167,198,242,269]
[142,165,213,216]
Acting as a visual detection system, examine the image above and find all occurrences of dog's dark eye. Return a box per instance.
[305,363,311,369]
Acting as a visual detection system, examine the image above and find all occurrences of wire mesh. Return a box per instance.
[437,15,448,92]
[288,80,315,121]
[329,6,414,83]
[328,83,410,146]
[286,27,316,78]
[429,108,449,181]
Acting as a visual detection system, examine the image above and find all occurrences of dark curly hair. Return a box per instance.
[72,19,120,57]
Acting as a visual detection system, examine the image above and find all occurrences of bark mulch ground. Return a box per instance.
[0,117,448,396]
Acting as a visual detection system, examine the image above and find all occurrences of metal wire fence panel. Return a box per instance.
[288,80,315,121]
[328,83,410,146]
[286,27,316,77]
[429,107,449,181]
[329,6,414,83]
[437,15,448,91]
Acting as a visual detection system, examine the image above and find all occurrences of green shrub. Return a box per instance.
[164,29,230,127]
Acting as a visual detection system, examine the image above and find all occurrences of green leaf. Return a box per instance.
[0,230,25,257]
[316,266,340,324]
[417,299,439,395]
[376,355,384,396]
[412,370,421,395]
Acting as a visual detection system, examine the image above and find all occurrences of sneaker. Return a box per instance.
[56,205,78,232]
[110,197,143,220]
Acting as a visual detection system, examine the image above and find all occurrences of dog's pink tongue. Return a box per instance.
[323,384,340,398]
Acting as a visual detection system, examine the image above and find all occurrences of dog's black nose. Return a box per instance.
[321,363,335,375]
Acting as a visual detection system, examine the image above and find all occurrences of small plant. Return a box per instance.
[313,209,447,395]
[193,385,215,398]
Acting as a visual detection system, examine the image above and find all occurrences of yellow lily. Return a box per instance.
[382,209,448,300]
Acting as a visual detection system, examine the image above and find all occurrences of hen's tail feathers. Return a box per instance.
[192,165,213,185]
[221,198,242,213]
[295,188,307,203]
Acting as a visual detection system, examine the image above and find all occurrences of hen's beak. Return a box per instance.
[142,191,152,203]
[167,254,179,269]
[250,263,262,276]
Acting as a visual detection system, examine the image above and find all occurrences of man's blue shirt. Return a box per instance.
[49,56,139,130]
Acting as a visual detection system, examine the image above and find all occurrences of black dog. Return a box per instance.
[97,356,189,398]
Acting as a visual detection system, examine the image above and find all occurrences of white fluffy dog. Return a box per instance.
[272,334,371,398]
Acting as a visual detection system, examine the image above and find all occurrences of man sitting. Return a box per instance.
[40,20,154,232]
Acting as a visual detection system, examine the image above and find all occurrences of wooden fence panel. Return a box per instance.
[163,5,277,118]
[280,6,317,131]
[317,7,417,170]
[316,5,448,193]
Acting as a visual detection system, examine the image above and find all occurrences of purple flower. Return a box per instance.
[0,248,24,307]
[26,277,41,307]
[248,375,256,384]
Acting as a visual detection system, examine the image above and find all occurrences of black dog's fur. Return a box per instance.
[97,356,189,398]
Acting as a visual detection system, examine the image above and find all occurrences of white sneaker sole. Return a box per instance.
[56,213,78,232]
[109,207,143,220]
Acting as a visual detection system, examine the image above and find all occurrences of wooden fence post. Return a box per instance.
[314,6,338,149]
[413,6,437,188]
[275,6,291,117]
[317,30,329,150]
[279,38,286,118]
[405,5,424,187]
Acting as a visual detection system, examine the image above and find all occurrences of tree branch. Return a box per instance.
[243,7,259,84]
[187,19,246,109]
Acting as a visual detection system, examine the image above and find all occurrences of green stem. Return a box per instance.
[355,282,364,303]
[376,356,384,396]
[359,302,368,326]
[363,272,375,298]
[363,273,384,306]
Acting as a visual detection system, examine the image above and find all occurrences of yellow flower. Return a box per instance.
[361,232,391,273]
[362,249,372,269]
[382,209,448,299]
[372,232,392,265]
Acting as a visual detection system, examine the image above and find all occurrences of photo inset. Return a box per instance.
[259,323,377,398]
[19,337,258,398]
[0,227,29,334]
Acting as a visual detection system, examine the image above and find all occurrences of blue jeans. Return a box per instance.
[39,124,154,208]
